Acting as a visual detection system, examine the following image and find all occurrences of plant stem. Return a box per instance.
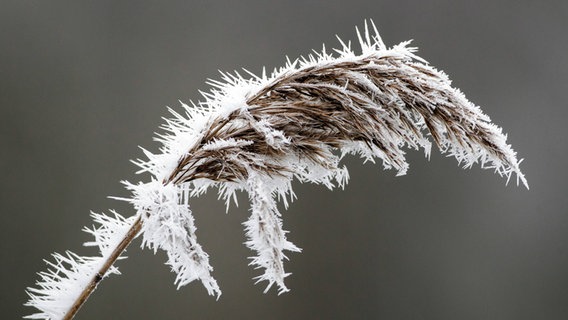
[63,215,143,320]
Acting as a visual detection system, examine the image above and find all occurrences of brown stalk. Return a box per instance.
[62,216,143,320]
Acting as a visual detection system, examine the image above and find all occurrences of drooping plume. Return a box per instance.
[26,20,526,319]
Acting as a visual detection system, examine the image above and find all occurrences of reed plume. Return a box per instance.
[25,20,527,320]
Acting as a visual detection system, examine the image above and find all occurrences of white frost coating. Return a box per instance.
[25,212,134,320]
[122,180,220,296]
[250,118,291,150]
[244,173,301,294]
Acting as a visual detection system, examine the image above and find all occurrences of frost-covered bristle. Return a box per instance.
[243,173,302,294]
[25,212,134,320]
[121,180,220,297]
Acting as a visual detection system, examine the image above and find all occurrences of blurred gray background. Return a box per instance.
[2,1,567,319]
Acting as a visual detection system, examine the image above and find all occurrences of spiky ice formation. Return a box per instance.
[25,212,135,319]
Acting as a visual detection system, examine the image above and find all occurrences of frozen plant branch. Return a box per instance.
[25,212,140,319]
[25,20,527,319]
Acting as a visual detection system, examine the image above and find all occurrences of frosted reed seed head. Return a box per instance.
[26,20,527,319]
[132,20,526,294]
